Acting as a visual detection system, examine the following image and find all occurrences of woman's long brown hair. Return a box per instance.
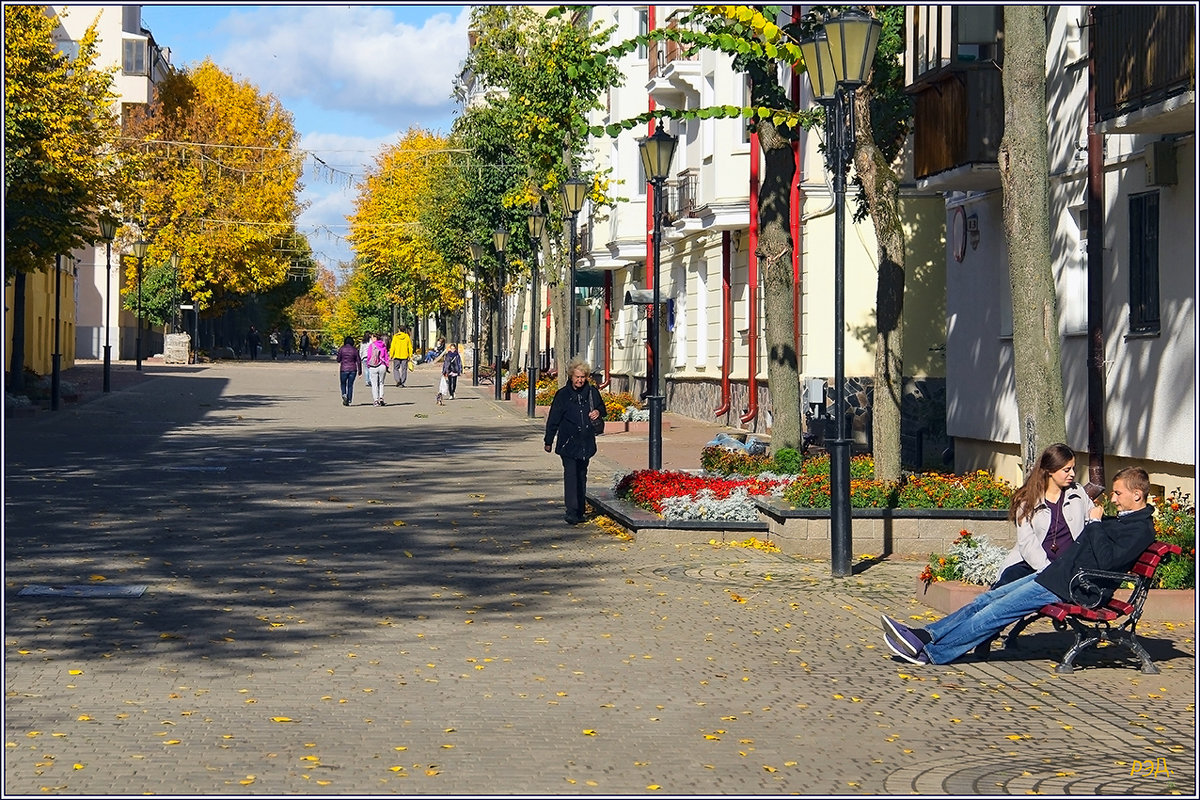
[1008,443,1076,526]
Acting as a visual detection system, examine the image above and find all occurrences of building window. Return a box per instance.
[123,38,146,75]
[1128,191,1160,334]
[637,9,649,59]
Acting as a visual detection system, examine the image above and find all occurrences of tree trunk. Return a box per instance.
[852,90,906,481]
[755,119,802,452]
[999,6,1067,471]
[7,273,28,391]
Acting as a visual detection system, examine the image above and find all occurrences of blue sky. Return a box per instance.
[136,4,470,272]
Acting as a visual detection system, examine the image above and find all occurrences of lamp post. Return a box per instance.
[638,126,679,471]
[561,177,588,359]
[492,227,509,401]
[468,241,485,386]
[98,217,117,392]
[800,9,882,578]
[131,239,149,371]
[51,254,63,410]
[526,207,546,419]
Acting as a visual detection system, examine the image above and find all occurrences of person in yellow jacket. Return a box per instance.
[388,327,414,387]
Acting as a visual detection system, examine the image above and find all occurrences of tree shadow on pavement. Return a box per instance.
[4,370,605,664]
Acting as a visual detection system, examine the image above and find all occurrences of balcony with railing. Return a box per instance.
[648,10,702,108]
[904,5,1005,190]
[1094,6,1195,134]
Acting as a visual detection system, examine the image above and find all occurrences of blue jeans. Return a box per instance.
[340,370,357,403]
[923,572,1060,664]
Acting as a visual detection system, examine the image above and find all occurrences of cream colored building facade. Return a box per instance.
[53,5,171,364]
[551,5,947,460]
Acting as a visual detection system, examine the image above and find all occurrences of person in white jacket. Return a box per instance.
[992,443,1093,588]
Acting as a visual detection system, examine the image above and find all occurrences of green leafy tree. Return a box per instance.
[4,5,125,387]
[578,5,912,465]
[455,6,622,381]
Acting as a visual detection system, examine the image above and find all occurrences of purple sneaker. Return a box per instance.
[884,633,930,664]
[881,615,928,658]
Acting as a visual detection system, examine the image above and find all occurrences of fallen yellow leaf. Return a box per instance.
[271,717,296,723]
[582,729,597,736]
[73,763,85,770]
[68,670,83,675]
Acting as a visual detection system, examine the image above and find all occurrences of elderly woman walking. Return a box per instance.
[543,357,605,524]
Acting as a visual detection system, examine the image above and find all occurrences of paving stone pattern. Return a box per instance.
[4,360,1195,796]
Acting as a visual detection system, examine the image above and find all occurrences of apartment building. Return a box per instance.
[907,5,1196,492]
[494,5,947,464]
[52,5,171,365]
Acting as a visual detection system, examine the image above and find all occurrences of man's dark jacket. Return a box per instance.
[1035,505,1156,602]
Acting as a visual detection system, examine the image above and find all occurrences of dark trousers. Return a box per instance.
[446,374,458,397]
[561,456,589,521]
[992,561,1036,589]
[340,370,357,404]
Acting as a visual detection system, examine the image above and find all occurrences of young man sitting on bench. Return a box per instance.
[881,466,1156,665]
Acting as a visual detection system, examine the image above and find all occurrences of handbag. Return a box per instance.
[587,391,605,435]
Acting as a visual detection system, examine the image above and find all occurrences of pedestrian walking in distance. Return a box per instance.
[336,335,361,406]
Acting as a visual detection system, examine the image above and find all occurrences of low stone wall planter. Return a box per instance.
[914,576,1195,622]
[756,497,1013,558]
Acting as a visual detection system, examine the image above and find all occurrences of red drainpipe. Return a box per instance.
[599,271,612,389]
[644,7,658,403]
[714,230,732,416]
[740,129,760,426]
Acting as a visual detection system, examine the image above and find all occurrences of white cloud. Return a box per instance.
[215,6,469,130]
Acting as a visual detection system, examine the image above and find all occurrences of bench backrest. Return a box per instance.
[1131,540,1183,579]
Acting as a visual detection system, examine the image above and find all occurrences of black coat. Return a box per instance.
[544,381,604,460]
[1035,505,1156,603]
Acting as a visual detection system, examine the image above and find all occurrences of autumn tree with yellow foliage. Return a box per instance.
[120,59,308,327]
[5,5,126,387]
[345,128,462,338]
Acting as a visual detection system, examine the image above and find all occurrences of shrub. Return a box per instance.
[773,447,803,475]
[1152,489,1195,590]
[700,446,774,477]
[919,530,1008,587]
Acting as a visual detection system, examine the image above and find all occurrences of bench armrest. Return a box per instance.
[1068,568,1142,609]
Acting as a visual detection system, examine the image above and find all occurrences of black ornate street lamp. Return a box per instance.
[637,125,678,471]
[98,217,117,392]
[526,207,546,419]
[492,227,509,401]
[51,254,64,410]
[800,8,882,578]
[468,241,485,386]
[131,239,149,371]
[561,177,588,359]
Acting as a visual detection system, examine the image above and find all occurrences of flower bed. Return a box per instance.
[614,470,788,522]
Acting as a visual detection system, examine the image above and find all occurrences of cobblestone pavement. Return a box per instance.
[4,361,1195,797]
